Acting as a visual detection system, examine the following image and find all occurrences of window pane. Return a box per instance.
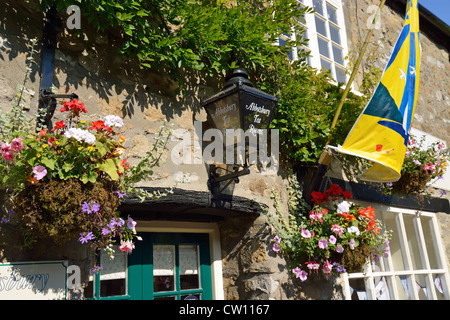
[433,274,447,300]
[326,3,338,24]
[403,215,424,270]
[101,279,126,297]
[153,245,175,292]
[415,274,430,300]
[329,24,341,44]
[421,216,439,269]
[313,0,324,16]
[315,15,327,37]
[384,212,406,271]
[396,275,411,299]
[320,58,331,72]
[317,37,330,58]
[179,245,200,290]
[335,66,347,83]
[332,44,344,65]
[100,245,127,297]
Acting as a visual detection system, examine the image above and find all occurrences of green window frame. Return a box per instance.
[128,232,212,300]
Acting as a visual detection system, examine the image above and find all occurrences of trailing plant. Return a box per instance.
[37,0,310,85]
[267,179,391,281]
[30,0,367,167]
[378,135,448,198]
[0,97,171,266]
[268,61,366,166]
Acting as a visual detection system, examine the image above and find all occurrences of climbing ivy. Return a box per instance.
[34,0,367,167]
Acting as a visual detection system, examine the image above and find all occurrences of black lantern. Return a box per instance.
[201,69,278,193]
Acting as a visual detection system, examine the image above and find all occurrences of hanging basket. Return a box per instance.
[391,170,432,195]
[13,178,120,244]
[330,242,373,273]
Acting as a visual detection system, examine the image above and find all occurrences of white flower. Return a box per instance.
[347,226,360,236]
[337,201,350,214]
[64,128,96,145]
[104,115,123,128]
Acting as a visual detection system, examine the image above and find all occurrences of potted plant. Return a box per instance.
[0,98,170,268]
[381,135,448,197]
[269,182,391,281]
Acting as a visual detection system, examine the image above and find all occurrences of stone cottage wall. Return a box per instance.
[0,1,340,300]
[342,0,450,270]
[1,0,448,300]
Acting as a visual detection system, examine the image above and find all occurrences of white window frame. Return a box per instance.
[280,0,350,84]
[342,202,450,300]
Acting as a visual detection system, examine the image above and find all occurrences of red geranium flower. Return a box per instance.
[60,99,87,117]
[311,191,329,205]
[326,184,343,196]
[52,120,66,132]
[359,206,375,220]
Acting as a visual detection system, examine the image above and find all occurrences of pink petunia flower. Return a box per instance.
[33,165,47,180]
[329,235,337,245]
[292,267,308,281]
[272,243,281,252]
[318,238,328,250]
[301,228,312,239]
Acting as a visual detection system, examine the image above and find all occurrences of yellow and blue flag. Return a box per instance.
[334,0,420,182]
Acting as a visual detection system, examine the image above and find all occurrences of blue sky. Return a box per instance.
[419,0,450,26]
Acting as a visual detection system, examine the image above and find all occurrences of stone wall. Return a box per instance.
[0,0,448,300]
[343,0,450,145]
[219,215,346,300]
[342,0,450,271]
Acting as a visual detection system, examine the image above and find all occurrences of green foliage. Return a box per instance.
[267,60,366,166]
[33,0,368,167]
[39,0,310,83]
[267,179,392,279]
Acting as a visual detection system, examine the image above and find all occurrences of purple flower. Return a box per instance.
[329,235,337,245]
[292,267,308,281]
[78,231,95,244]
[90,202,100,213]
[91,265,103,274]
[81,202,91,214]
[33,165,47,180]
[115,191,127,199]
[318,238,328,250]
[349,239,356,250]
[272,243,281,252]
[440,189,447,196]
[336,244,344,253]
[301,228,311,238]
[101,227,111,235]
[82,201,100,214]
[273,235,281,243]
[332,262,346,273]
[127,216,137,233]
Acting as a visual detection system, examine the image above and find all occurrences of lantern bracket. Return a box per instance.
[208,163,250,194]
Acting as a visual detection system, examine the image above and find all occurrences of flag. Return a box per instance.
[332,0,420,182]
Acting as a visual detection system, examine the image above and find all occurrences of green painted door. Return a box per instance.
[128,232,212,300]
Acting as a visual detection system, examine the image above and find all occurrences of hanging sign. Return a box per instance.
[0,261,68,300]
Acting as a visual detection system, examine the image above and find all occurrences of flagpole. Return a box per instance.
[318,0,386,166]
[303,0,387,202]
